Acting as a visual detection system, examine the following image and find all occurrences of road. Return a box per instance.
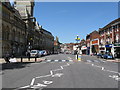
[1,54,120,90]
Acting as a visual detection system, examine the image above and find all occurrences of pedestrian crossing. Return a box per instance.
[85,59,106,63]
[42,59,73,63]
[40,59,106,63]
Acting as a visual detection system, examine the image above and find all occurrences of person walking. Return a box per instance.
[4,52,10,63]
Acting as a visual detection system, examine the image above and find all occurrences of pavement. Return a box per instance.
[0,57,46,64]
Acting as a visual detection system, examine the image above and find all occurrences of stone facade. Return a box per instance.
[1,2,26,57]
[1,1,54,57]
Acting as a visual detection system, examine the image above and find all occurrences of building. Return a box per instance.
[14,0,35,53]
[40,27,54,53]
[1,0,54,57]
[80,39,87,54]
[14,0,54,54]
[1,2,26,57]
[99,18,120,58]
[86,31,100,55]
[86,34,90,55]
[54,36,61,53]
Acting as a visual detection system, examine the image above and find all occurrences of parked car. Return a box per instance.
[38,50,44,57]
[97,53,104,58]
[103,54,114,59]
[42,50,47,56]
[30,50,39,57]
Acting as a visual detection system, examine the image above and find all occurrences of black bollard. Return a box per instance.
[35,57,37,62]
[21,57,23,62]
[28,57,30,61]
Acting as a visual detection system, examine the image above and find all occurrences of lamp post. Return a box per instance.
[75,35,80,60]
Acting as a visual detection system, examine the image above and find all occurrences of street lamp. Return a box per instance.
[75,35,80,60]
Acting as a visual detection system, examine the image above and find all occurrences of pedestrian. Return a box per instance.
[4,52,10,63]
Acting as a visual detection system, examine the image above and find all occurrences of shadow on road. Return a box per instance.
[1,62,35,71]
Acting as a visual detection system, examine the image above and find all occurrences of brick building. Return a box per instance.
[86,30,100,55]
[99,18,120,58]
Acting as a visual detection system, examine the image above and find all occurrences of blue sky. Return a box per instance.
[34,2,118,43]
[9,1,118,43]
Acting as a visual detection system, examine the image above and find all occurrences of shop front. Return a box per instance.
[105,44,112,53]
[81,46,87,55]
[114,43,120,58]
[99,45,105,54]
[86,47,90,55]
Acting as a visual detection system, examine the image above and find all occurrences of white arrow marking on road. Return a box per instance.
[19,62,71,89]
[43,80,53,84]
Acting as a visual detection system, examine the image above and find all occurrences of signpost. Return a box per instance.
[75,35,80,60]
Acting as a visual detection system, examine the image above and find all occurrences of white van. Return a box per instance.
[30,50,39,57]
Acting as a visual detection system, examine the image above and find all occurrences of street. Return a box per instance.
[1,54,120,90]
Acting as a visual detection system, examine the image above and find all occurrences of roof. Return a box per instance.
[99,18,120,32]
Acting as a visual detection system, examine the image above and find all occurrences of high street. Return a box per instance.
[1,54,120,90]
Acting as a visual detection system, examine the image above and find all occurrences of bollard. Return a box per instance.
[28,56,30,61]
[78,55,81,61]
[21,57,23,62]
[35,57,37,62]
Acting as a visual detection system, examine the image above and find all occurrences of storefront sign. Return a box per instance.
[81,46,87,50]
[105,44,112,48]
[91,39,99,45]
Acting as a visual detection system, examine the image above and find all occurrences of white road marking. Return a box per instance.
[19,63,71,89]
[52,73,63,77]
[105,70,119,74]
[30,78,35,86]
[30,83,47,88]
[50,70,53,75]
[91,63,118,74]
[92,64,94,66]
[87,60,92,62]
[52,68,63,72]
[61,66,63,69]
[62,63,69,67]
[55,60,59,62]
[43,80,53,84]
[36,74,51,79]
[101,67,105,70]
[19,85,30,89]
[46,60,51,62]
[109,75,120,81]
[62,60,66,62]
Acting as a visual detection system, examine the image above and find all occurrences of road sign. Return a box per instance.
[75,38,80,41]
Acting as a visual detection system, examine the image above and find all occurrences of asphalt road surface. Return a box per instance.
[1,54,120,90]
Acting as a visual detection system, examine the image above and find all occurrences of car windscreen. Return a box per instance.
[31,51,37,53]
